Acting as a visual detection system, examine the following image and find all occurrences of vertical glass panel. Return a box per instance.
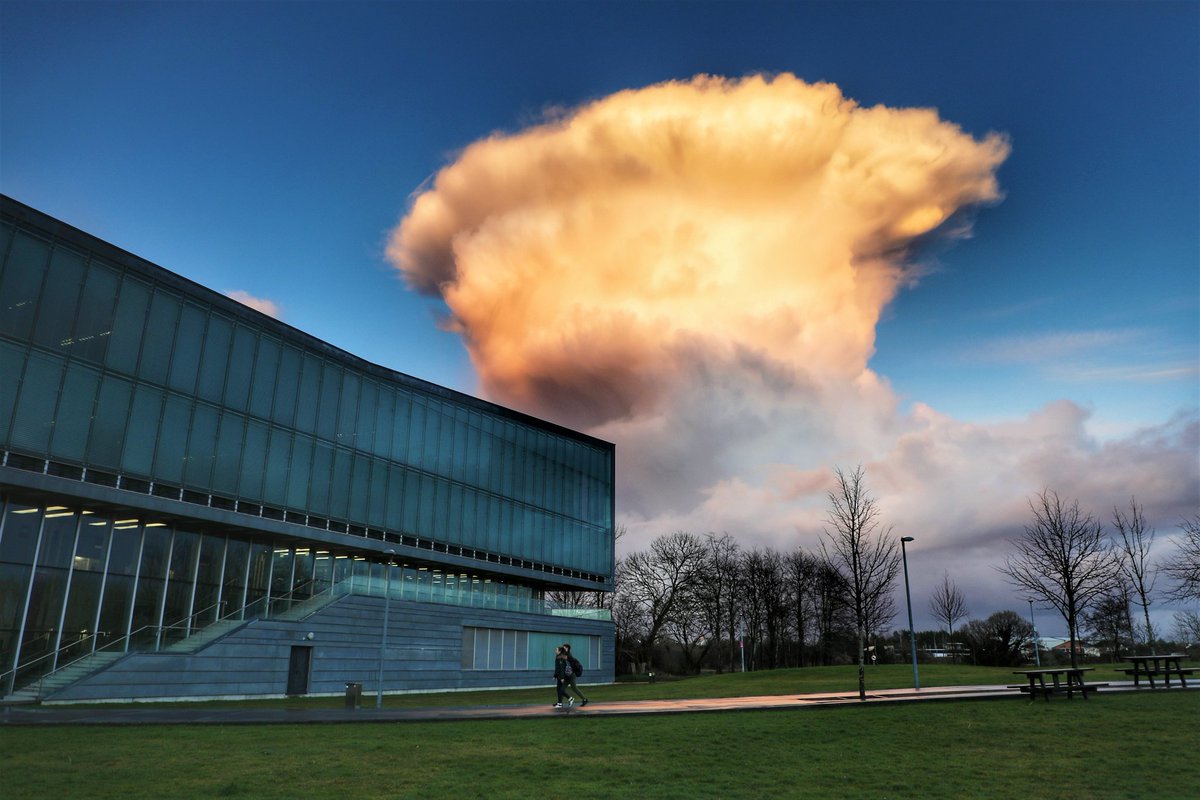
[336,372,359,444]
[292,548,314,600]
[69,260,120,364]
[244,541,272,615]
[98,523,141,643]
[417,474,436,535]
[263,427,291,506]
[329,449,352,520]
[196,314,232,403]
[121,385,162,476]
[167,303,206,394]
[192,534,224,624]
[270,547,294,604]
[373,386,394,461]
[249,336,279,419]
[10,351,63,454]
[162,529,198,632]
[49,362,100,461]
[293,354,321,433]
[367,457,387,528]
[285,436,313,510]
[223,325,256,412]
[221,538,249,616]
[272,346,301,426]
[385,466,408,532]
[348,454,370,524]
[238,420,269,501]
[212,413,245,495]
[104,276,151,375]
[0,341,25,444]
[137,289,181,385]
[153,394,191,484]
[61,518,109,660]
[313,551,333,595]
[308,443,333,515]
[356,380,377,453]
[391,391,411,464]
[423,402,443,474]
[407,399,426,468]
[0,503,42,564]
[0,506,36,675]
[316,363,341,440]
[0,230,51,340]
[183,403,218,488]
[31,245,86,350]
[130,525,169,644]
[87,375,133,469]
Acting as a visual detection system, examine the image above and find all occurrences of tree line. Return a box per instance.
[554,467,1200,682]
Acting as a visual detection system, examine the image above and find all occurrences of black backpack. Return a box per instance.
[568,656,583,677]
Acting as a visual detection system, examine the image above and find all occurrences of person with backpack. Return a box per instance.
[559,643,588,707]
[552,646,571,708]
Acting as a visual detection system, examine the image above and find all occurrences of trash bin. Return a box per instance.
[345,682,362,709]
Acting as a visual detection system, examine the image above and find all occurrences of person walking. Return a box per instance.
[552,646,570,708]
[560,643,588,707]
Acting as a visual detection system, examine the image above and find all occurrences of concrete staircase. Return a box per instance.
[4,650,126,703]
[271,590,347,621]
[160,618,247,653]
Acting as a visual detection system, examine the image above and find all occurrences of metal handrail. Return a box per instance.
[0,630,109,689]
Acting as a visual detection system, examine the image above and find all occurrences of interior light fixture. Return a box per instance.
[46,506,68,512]
[114,519,139,525]
[13,508,39,514]
[45,510,77,518]
[144,522,166,528]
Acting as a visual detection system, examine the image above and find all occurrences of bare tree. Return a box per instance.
[1162,515,1200,602]
[785,549,820,667]
[1084,586,1135,660]
[1173,609,1200,644]
[928,571,969,661]
[1001,490,1119,668]
[1111,498,1158,647]
[695,533,742,673]
[618,531,708,671]
[821,465,902,699]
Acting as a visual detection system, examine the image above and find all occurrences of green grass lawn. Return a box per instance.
[3,666,1197,799]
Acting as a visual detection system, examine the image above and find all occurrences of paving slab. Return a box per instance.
[1,681,1158,727]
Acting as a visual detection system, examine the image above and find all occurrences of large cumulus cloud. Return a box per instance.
[387,74,1197,628]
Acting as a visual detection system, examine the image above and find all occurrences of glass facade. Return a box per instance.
[0,196,615,695]
[0,205,613,577]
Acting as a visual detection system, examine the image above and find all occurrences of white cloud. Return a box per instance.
[224,290,283,319]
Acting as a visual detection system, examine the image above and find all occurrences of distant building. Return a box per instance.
[0,195,615,702]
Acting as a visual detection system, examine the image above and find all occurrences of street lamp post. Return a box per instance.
[376,549,396,709]
[1027,599,1041,667]
[900,536,919,690]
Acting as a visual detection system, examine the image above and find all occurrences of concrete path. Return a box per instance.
[0,681,1157,726]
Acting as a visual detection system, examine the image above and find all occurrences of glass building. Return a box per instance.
[0,195,615,702]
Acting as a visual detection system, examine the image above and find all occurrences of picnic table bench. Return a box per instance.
[1122,654,1194,688]
[1012,667,1105,700]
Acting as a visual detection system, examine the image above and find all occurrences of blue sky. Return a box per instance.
[3,1,1197,630]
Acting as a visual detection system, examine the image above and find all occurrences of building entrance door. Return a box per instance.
[286,646,312,695]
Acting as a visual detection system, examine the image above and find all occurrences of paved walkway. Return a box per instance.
[0,681,1154,726]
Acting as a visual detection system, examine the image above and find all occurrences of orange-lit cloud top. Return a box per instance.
[388,74,1009,428]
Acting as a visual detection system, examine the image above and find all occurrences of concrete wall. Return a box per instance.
[51,595,614,702]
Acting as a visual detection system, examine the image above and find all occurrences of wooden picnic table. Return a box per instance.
[1122,654,1194,688]
[1012,667,1100,700]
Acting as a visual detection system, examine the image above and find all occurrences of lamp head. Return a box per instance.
[901,536,914,543]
